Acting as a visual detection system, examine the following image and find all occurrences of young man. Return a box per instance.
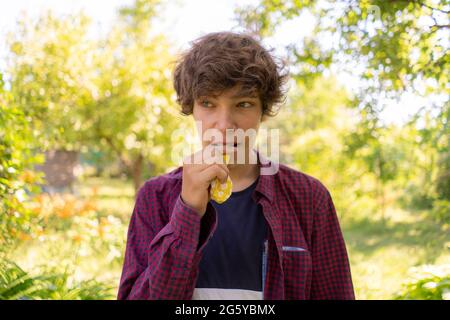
[117,31,354,300]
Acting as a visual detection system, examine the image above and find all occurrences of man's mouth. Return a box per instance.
[210,142,241,152]
[211,142,239,147]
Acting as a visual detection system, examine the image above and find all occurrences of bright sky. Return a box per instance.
[0,0,256,54]
[0,0,439,125]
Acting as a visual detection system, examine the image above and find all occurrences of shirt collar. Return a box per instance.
[253,149,277,204]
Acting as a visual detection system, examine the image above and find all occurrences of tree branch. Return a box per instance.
[417,1,450,14]
[430,23,450,29]
[388,0,450,14]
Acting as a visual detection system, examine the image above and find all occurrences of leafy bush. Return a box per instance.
[7,191,127,297]
[24,193,127,265]
[0,72,44,251]
[431,200,450,225]
[0,258,114,300]
[395,264,450,300]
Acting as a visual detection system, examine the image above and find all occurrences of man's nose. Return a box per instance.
[215,108,236,133]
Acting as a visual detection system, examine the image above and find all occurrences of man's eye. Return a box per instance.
[237,101,253,108]
[201,100,213,108]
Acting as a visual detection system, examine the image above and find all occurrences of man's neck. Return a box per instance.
[228,160,260,192]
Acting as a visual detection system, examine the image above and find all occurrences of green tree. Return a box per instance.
[81,0,183,192]
[7,11,94,150]
[236,0,449,96]
[7,0,183,193]
[236,0,449,216]
[262,75,365,218]
[0,72,43,251]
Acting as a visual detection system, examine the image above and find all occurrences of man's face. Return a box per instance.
[192,85,263,163]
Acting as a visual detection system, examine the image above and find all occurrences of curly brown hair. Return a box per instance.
[173,31,289,118]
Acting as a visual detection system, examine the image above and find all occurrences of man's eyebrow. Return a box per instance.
[198,91,259,100]
[230,92,259,99]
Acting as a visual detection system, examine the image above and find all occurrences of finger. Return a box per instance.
[183,148,225,167]
[183,149,204,165]
[200,161,229,177]
[200,164,229,185]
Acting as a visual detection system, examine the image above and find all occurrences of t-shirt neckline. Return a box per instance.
[229,176,260,198]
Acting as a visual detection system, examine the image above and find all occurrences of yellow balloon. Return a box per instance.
[210,154,233,204]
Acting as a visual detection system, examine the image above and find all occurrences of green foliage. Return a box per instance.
[263,75,383,219]
[397,106,450,212]
[119,0,163,33]
[7,4,184,192]
[7,12,94,150]
[0,258,114,300]
[430,199,450,225]
[264,75,352,179]
[434,105,450,200]
[0,72,44,250]
[4,184,129,300]
[237,0,449,96]
[237,0,449,221]
[395,265,450,300]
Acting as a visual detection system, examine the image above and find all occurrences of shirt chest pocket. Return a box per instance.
[282,246,312,299]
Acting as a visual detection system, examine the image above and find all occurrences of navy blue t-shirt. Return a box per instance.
[193,177,268,299]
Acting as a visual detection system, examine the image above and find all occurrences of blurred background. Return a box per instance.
[0,0,449,300]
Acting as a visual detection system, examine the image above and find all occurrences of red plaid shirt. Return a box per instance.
[118,151,354,300]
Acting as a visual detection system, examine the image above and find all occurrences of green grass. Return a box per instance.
[342,209,450,299]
